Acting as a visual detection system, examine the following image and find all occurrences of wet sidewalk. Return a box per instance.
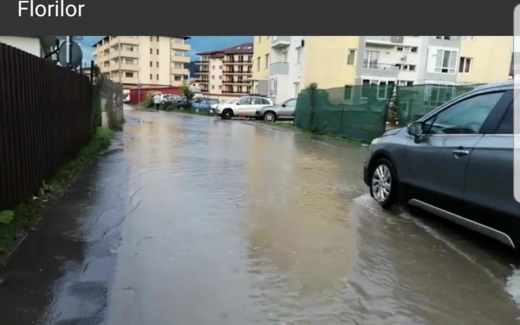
[1,110,520,325]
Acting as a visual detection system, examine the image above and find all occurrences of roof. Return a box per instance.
[473,80,513,92]
[196,42,254,56]
[92,36,191,47]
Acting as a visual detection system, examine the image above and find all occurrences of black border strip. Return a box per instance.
[0,0,519,35]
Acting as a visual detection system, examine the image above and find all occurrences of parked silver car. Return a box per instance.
[256,98,298,122]
[364,81,519,248]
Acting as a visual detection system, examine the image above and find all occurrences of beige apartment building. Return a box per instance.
[91,36,191,88]
[195,42,253,98]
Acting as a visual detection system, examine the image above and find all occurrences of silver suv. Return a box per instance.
[214,96,273,120]
[364,81,519,248]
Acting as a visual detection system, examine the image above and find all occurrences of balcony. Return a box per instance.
[194,60,210,64]
[196,79,209,83]
[119,50,139,58]
[171,55,190,63]
[365,36,405,46]
[223,70,252,75]
[171,43,190,51]
[113,36,139,46]
[171,68,189,75]
[223,80,250,85]
[222,90,250,95]
[222,60,253,65]
[269,62,288,75]
[197,70,210,74]
[361,61,399,78]
[271,36,291,49]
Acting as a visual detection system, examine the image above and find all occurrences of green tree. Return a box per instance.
[182,81,195,101]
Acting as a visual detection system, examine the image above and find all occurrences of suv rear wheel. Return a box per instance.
[370,158,397,209]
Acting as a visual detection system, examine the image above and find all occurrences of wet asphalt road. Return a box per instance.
[2,109,520,325]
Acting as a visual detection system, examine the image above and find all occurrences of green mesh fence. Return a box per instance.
[294,85,390,143]
[396,83,484,126]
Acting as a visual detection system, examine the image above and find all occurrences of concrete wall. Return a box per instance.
[301,36,359,89]
[456,36,513,84]
[252,36,271,83]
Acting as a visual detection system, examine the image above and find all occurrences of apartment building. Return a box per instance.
[195,42,253,98]
[253,36,513,102]
[91,36,191,89]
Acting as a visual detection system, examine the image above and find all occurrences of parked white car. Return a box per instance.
[213,96,274,119]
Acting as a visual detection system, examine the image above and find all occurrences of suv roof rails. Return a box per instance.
[248,93,267,97]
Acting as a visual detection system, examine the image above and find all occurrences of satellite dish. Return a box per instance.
[58,40,83,69]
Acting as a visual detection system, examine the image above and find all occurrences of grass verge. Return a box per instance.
[0,127,115,263]
[274,122,368,146]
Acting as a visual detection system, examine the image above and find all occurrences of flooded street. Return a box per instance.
[1,109,520,324]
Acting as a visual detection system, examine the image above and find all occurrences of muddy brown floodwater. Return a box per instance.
[1,108,520,325]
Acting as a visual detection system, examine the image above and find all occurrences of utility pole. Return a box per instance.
[65,36,71,68]
[118,37,122,85]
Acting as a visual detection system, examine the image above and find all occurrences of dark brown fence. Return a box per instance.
[0,43,93,209]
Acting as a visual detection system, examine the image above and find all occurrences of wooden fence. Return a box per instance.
[0,43,93,209]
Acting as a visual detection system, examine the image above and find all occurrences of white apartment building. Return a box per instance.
[266,36,305,104]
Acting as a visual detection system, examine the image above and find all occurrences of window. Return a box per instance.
[172,37,184,44]
[156,62,159,67]
[125,72,133,78]
[150,36,153,41]
[149,61,152,67]
[212,75,215,80]
[411,47,418,53]
[296,47,303,64]
[212,65,215,70]
[363,50,379,68]
[156,49,159,55]
[150,48,153,54]
[459,57,472,73]
[397,46,413,53]
[462,36,475,40]
[398,80,414,86]
[149,74,152,80]
[496,104,514,134]
[265,54,269,68]
[347,49,356,65]
[173,50,183,56]
[123,45,135,51]
[261,98,271,105]
[238,97,252,105]
[219,75,222,80]
[212,85,215,89]
[431,49,457,74]
[435,36,451,40]
[362,79,393,99]
[344,86,353,100]
[257,57,261,71]
[251,98,265,105]
[156,74,159,80]
[219,85,222,89]
[125,58,134,64]
[156,36,159,41]
[219,66,222,69]
[174,75,182,81]
[173,63,182,68]
[294,82,300,95]
[424,92,504,135]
